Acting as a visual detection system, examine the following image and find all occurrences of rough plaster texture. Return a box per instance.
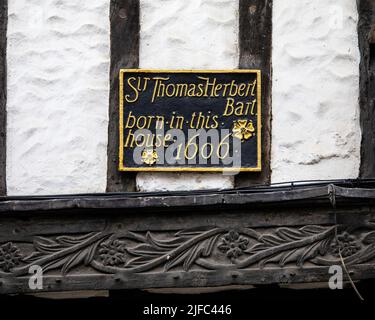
[7,0,110,195]
[272,0,361,182]
[137,0,239,192]
[5,0,362,194]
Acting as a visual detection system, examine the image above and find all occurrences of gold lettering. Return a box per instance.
[251,80,257,96]
[125,77,139,103]
[151,77,170,103]
[214,84,223,97]
[124,129,135,148]
[143,77,151,91]
[229,80,238,97]
[175,116,184,129]
[176,83,189,96]
[250,99,257,115]
[223,98,235,116]
[188,84,196,97]
[197,83,204,97]
[211,115,219,129]
[234,101,245,116]
[125,111,136,128]
[238,83,247,96]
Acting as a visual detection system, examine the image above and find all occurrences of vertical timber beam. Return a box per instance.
[358,0,375,178]
[236,0,272,187]
[0,0,7,196]
[107,0,139,192]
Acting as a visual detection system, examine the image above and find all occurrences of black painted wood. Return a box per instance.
[1,194,375,294]
[236,0,272,187]
[358,0,375,178]
[0,184,359,213]
[106,0,139,192]
[2,183,375,215]
[0,0,6,196]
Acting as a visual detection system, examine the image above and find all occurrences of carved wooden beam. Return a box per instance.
[237,0,272,187]
[1,184,375,294]
[106,0,139,192]
[0,0,6,196]
[358,0,375,178]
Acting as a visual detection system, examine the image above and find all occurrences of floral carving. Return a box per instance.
[2,225,375,276]
[99,239,127,266]
[0,242,22,272]
[330,232,361,257]
[232,120,255,142]
[218,231,249,262]
[141,149,158,165]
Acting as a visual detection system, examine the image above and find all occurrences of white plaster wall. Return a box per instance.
[7,0,110,195]
[137,0,239,192]
[5,0,362,195]
[271,0,361,183]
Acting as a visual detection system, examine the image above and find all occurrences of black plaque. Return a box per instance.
[119,70,261,172]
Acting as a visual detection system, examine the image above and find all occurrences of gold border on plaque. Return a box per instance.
[118,69,262,172]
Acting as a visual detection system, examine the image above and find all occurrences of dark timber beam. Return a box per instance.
[2,184,375,294]
[107,0,139,192]
[236,0,272,187]
[0,0,7,196]
[358,0,375,178]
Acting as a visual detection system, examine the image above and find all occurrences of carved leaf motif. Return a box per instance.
[127,231,185,258]
[33,237,62,254]
[245,225,335,268]
[23,251,44,263]
[126,229,222,271]
[42,257,67,273]
[145,232,187,249]
[363,231,375,244]
[261,237,332,268]
[23,233,107,274]
[125,255,155,267]
[42,249,92,274]
[32,233,99,255]
[8,225,374,276]
[61,249,91,275]
[248,226,329,253]
[165,234,221,271]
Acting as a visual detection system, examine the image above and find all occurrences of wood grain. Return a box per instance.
[106,0,139,192]
[236,0,272,187]
[1,191,375,294]
[358,0,375,178]
[0,0,6,196]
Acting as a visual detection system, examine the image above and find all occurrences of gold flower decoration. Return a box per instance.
[232,120,255,142]
[141,149,158,165]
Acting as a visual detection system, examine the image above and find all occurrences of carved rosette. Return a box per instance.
[2,225,375,276]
